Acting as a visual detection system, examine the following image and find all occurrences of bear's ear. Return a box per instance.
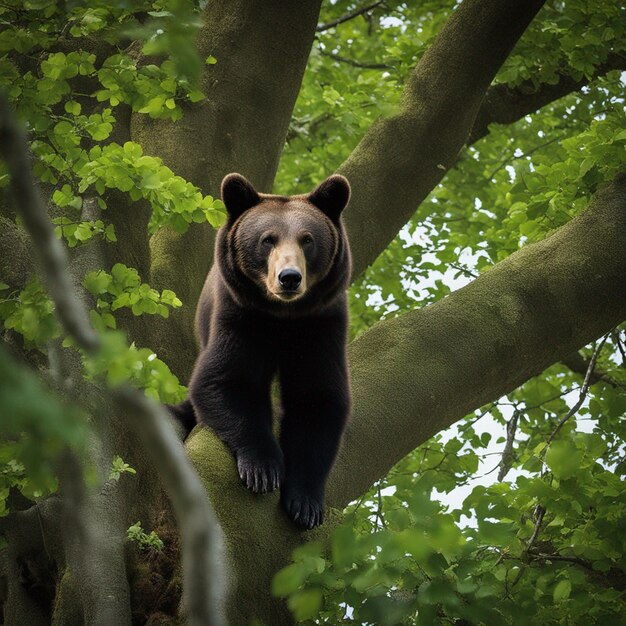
[221,173,260,219]
[308,174,351,222]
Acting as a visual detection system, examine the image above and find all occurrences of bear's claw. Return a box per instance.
[282,491,324,529]
[236,452,283,494]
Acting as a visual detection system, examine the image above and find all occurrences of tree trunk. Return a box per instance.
[129,0,324,380]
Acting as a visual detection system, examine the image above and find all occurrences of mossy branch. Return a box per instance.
[328,174,626,506]
[339,0,546,277]
[184,174,626,625]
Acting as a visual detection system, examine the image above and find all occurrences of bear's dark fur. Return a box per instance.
[176,173,352,529]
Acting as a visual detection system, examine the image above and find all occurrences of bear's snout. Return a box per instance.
[266,239,307,301]
[278,268,302,291]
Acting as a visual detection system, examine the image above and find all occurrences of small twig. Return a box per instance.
[430,215,469,223]
[612,330,626,365]
[530,552,593,570]
[511,504,545,587]
[486,135,562,180]
[448,261,478,279]
[498,410,519,481]
[544,334,609,448]
[375,484,387,528]
[462,401,498,429]
[316,0,386,32]
[319,49,391,70]
[508,335,611,591]
[526,505,545,551]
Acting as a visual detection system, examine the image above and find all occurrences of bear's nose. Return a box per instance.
[278,268,302,291]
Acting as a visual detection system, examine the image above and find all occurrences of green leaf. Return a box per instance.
[109,455,136,480]
[272,563,309,597]
[553,579,571,603]
[545,440,584,480]
[84,271,111,295]
[64,100,81,115]
[287,588,322,621]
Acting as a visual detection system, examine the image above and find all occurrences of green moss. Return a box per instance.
[52,571,83,626]
[186,427,339,626]
[329,175,626,508]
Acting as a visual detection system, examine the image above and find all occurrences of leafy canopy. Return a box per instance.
[0,0,220,521]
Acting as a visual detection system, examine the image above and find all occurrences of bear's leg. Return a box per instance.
[189,336,283,494]
[278,330,350,528]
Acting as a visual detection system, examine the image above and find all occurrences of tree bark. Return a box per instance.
[4,2,624,623]
[339,0,546,278]
[329,174,626,507]
[185,175,626,624]
[129,0,323,379]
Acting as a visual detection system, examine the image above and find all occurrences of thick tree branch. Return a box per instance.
[339,0,546,277]
[328,174,626,507]
[115,388,227,624]
[0,95,226,626]
[469,52,626,144]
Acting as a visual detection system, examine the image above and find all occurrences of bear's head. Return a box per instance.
[217,173,351,313]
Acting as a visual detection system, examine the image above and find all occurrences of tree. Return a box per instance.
[1,0,625,624]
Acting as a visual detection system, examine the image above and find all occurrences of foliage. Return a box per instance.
[276,0,626,338]
[109,455,137,481]
[77,142,225,233]
[83,331,186,403]
[0,278,58,349]
[275,339,626,625]
[0,0,201,524]
[0,345,87,517]
[127,520,164,551]
[0,0,226,230]
[84,263,183,322]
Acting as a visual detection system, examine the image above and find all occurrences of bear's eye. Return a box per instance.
[261,235,275,247]
[301,234,314,246]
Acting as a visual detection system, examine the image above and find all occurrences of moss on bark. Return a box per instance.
[186,428,340,626]
[341,0,546,278]
[329,175,626,507]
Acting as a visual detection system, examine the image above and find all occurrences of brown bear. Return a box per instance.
[172,173,352,529]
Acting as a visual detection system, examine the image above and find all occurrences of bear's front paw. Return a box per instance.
[281,489,324,529]
[236,449,284,494]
